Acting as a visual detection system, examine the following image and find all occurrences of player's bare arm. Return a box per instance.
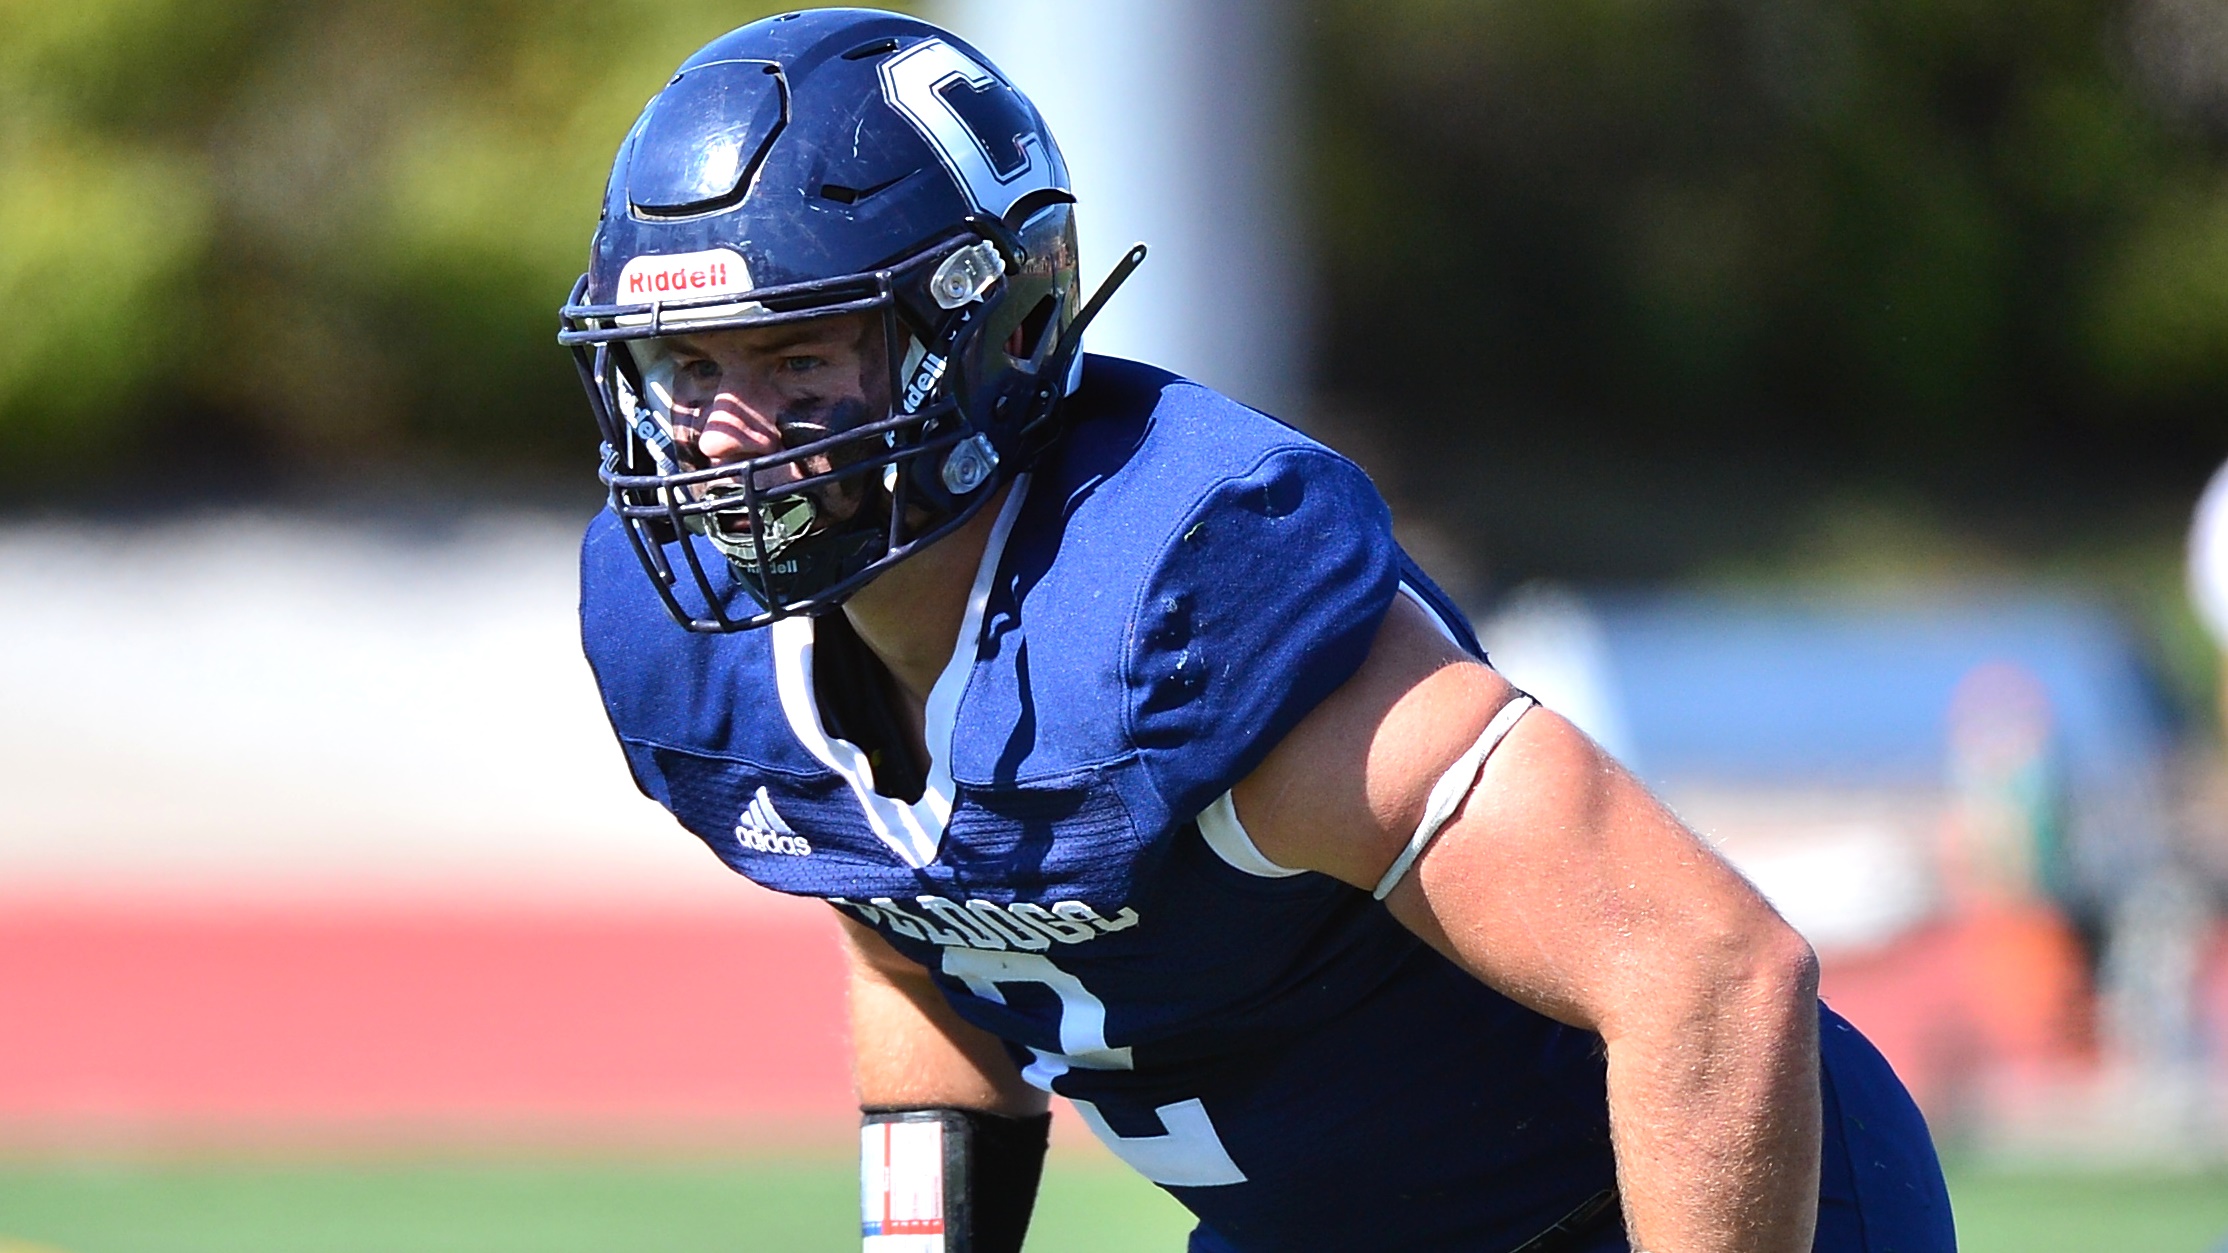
[841,915,1048,1117]
[1232,597,1824,1253]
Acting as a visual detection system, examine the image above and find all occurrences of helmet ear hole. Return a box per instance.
[1005,294,1059,363]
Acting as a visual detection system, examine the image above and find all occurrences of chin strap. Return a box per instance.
[1013,242,1148,460]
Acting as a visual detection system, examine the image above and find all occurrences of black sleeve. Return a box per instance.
[862,1106,1052,1253]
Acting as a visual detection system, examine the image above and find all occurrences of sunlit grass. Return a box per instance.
[1,1156,2223,1252]
[1947,1164,2228,1253]
[0,1152,1193,1253]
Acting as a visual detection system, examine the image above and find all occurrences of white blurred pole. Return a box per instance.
[936,0,1310,416]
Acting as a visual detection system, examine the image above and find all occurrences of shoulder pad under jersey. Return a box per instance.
[967,357,1402,832]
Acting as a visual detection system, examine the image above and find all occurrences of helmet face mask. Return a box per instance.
[619,313,892,555]
[559,10,1093,632]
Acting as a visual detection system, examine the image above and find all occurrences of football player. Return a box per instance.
[561,9,1955,1252]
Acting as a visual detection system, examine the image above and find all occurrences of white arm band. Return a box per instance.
[1370,694,1536,901]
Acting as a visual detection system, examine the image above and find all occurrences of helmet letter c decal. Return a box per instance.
[880,40,1062,218]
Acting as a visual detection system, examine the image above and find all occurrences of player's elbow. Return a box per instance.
[1701,909,1821,1053]
[1745,916,1821,1022]
[1642,905,1819,1041]
[1590,914,1815,1055]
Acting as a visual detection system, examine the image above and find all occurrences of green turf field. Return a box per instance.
[0,1156,1188,1253]
[0,1157,2224,1252]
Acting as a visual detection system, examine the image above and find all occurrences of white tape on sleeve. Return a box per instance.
[1370,694,1536,901]
[862,1119,947,1251]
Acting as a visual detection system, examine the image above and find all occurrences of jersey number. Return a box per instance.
[941,949,1246,1187]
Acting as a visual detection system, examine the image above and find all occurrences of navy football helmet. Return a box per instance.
[560,8,1142,631]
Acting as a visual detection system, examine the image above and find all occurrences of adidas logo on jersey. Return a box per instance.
[734,787,812,857]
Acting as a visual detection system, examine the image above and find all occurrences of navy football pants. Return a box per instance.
[1185,1003,1955,1253]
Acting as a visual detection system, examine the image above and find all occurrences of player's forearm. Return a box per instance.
[1601,930,1821,1253]
[841,919,1047,1116]
[1383,708,1825,1249]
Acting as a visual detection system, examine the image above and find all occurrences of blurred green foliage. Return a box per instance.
[3,0,2226,569]
[1313,0,2228,577]
[0,0,839,480]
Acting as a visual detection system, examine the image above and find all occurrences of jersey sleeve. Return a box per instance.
[1123,445,1401,826]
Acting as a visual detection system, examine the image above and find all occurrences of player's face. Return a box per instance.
[633,313,890,525]
[619,312,895,566]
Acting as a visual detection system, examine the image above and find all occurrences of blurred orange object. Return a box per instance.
[1954,901,2095,1077]
[1819,902,2094,1119]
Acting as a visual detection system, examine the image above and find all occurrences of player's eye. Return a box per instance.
[680,357,722,383]
[780,354,826,374]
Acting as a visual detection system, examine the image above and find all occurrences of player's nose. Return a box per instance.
[695,394,783,466]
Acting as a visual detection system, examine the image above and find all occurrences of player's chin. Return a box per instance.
[806,473,870,525]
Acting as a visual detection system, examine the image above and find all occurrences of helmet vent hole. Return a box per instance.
[842,37,900,61]
[1007,294,1058,361]
[818,171,912,205]
[1005,188,1077,229]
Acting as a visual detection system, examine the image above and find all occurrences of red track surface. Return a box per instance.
[6,902,2221,1142]
[0,905,854,1137]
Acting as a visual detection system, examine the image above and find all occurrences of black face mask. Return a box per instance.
[779,395,881,465]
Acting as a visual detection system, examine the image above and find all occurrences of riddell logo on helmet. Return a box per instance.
[616,248,753,300]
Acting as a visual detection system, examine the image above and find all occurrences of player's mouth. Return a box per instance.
[697,486,818,562]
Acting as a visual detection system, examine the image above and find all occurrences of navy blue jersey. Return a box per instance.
[581,356,1951,1252]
